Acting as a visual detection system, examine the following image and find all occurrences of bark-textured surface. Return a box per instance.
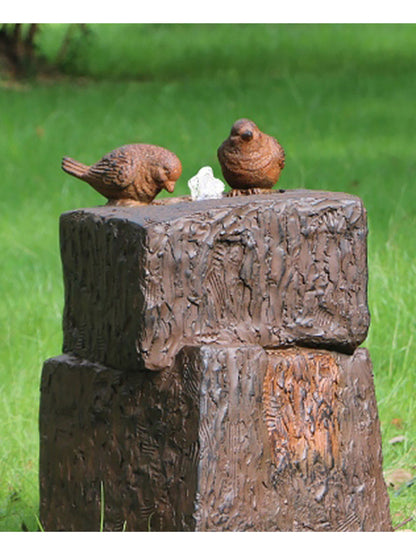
[39,351,200,531]
[39,346,391,531]
[60,190,370,371]
[262,348,391,531]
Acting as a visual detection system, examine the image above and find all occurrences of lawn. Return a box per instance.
[0,23,415,531]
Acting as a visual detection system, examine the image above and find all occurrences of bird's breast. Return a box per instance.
[224,144,277,173]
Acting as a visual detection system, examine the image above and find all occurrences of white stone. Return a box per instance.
[188,166,225,201]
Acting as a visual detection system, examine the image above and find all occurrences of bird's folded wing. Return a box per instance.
[87,153,136,190]
[274,139,285,169]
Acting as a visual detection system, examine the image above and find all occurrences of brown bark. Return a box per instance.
[60,190,370,372]
[39,347,391,531]
[40,190,390,531]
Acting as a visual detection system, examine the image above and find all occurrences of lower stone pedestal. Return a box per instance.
[39,346,391,531]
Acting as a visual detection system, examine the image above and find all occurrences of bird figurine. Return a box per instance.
[62,144,182,205]
[217,118,285,193]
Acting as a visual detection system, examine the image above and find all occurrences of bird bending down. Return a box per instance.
[217,118,285,194]
[62,143,182,205]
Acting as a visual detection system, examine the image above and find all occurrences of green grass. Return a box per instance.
[0,23,415,531]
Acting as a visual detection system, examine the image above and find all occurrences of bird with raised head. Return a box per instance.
[217,118,285,192]
[62,143,182,206]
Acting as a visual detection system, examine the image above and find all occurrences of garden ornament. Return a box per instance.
[217,118,285,191]
[62,144,182,205]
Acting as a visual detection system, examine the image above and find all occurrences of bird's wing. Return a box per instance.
[218,140,242,169]
[87,150,137,191]
[272,137,285,169]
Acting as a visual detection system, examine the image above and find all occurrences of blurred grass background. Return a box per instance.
[0,23,415,531]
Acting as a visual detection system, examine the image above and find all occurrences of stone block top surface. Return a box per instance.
[60,189,370,371]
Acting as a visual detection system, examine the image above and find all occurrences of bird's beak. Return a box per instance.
[164,180,176,193]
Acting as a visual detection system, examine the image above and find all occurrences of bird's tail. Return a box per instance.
[61,156,90,179]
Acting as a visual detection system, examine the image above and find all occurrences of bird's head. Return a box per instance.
[229,118,261,144]
[154,156,182,193]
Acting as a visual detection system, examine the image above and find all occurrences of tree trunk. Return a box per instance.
[0,23,40,77]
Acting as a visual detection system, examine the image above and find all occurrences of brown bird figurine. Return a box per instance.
[62,144,182,205]
[217,118,285,192]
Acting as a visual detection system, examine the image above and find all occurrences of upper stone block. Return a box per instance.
[60,190,370,371]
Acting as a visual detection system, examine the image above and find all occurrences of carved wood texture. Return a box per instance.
[39,347,391,531]
[42,192,391,531]
[60,191,369,371]
[262,348,391,531]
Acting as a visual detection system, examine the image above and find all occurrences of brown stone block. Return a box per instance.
[60,190,370,371]
[39,346,391,531]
